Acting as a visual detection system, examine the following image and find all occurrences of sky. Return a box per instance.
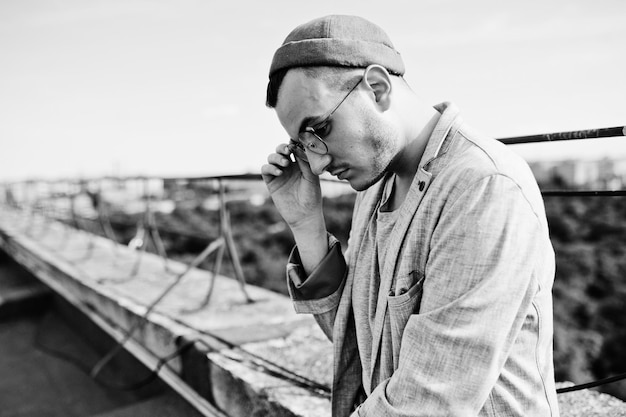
[1,0,625,183]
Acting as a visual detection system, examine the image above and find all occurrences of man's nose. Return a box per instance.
[307,152,332,176]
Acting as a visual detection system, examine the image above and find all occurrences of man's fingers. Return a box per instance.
[262,143,301,185]
[267,152,292,168]
[261,163,283,178]
[275,143,292,156]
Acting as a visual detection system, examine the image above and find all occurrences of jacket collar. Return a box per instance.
[418,101,464,172]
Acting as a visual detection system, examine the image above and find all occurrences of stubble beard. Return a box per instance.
[350,122,400,192]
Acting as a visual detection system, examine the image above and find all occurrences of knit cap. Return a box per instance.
[269,15,405,77]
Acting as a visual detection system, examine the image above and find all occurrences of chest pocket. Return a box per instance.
[387,270,425,367]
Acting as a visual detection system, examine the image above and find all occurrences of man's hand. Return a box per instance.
[261,143,324,230]
[261,143,328,274]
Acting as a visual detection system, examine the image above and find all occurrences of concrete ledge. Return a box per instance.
[0,207,332,417]
[1,206,625,416]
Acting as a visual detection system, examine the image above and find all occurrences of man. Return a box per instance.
[261,14,559,417]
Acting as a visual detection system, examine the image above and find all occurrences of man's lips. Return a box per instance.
[330,168,349,180]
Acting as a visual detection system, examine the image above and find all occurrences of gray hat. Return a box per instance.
[269,15,405,78]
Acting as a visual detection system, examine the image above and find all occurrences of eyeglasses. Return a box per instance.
[289,76,363,162]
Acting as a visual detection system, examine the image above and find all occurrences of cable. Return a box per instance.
[191,334,331,397]
[164,318,331,396]
[34,308,330,397]
[557,372,626,394]
[33,311,195,391]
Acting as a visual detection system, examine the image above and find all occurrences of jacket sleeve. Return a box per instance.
[285,192,363,342]
[286,233,348,341]
[355,174,552,416]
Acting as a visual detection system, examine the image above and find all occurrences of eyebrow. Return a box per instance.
[297,113,330,134]
[295,75,362,135]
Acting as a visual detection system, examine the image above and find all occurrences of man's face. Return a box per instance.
[275,69,400,191]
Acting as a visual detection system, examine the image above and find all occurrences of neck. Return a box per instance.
[392,104,440,180]
[385,103,440,211]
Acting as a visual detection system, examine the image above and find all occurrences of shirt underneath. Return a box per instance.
[352,173,400,393]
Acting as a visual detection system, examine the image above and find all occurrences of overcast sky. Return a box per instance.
[1,0,625,182]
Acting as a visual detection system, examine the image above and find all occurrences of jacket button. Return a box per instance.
[418,181,425,191]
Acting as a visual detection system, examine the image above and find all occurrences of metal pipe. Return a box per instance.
[498,126,626,145]
[542,190,626,197]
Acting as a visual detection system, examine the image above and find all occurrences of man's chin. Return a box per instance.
[348,170,387,192]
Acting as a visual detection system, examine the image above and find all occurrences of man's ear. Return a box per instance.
[363,64,392,111]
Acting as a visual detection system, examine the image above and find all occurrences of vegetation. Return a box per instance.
[544,192,626,399]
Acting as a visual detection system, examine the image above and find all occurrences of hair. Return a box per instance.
[266,67,289,108]
[265,66,363,109]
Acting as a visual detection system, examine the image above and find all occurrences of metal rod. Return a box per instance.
[181,238,226,314]
[218,180,253,303]
[79,185,98,261]
[557,372,626,394]
[129,222,147,277]
[498,126,626,145]
[542,190,626,197]
[142,177,170,272]
[36,198,53,238]
[150,225,170,272]
[57,191,79,251]
[23,182,37,235]
[95,179,120,259]
[90,235,227,379]
[99,206,120,257]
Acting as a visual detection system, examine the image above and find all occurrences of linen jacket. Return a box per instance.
[287,102,559,416]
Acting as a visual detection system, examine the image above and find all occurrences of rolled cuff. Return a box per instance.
[286,234,347,308]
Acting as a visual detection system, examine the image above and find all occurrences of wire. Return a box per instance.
[186,332,331,397]
[33,311,195,391]
[557,372,626,394]
[33,309,330,397]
